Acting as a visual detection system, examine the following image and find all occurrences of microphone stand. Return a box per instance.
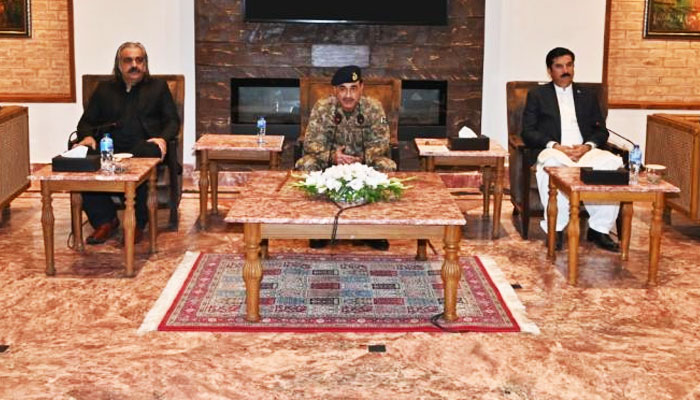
[327,105,340,169]
[606,127,635,147]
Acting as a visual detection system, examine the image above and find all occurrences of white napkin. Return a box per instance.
[61,145,88,158]
[458,126,478,138]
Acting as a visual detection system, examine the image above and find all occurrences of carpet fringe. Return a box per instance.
[478,256,540,335]
[137,251,201,335]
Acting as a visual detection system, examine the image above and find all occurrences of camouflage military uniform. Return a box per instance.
[295,95,396,172]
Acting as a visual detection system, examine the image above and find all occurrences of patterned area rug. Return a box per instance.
[139,252,538,334]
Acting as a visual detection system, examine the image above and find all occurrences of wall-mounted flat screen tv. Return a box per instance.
[243,0,448,25]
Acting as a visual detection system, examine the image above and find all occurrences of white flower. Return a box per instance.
[325,178,341,191]
[348,178,365,191]
[294,163,406,204]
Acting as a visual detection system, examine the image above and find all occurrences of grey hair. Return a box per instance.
[112,41,150,82]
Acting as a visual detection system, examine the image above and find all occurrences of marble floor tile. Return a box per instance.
[0,189,699,399]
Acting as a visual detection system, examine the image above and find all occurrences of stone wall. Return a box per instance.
[195,0,485,137]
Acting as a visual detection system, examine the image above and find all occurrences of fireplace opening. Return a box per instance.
[398,80,447,140]
[229,78,447,140]
[230,78,301,137]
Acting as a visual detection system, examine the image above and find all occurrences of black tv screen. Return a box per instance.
[243,0,448,25]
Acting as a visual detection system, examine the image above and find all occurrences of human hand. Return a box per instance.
[568,144,592,162]
[147,138,167,161]
[334,146,361,165]
[75,136,97,150]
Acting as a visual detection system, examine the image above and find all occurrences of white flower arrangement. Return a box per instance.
[293,163,410,205]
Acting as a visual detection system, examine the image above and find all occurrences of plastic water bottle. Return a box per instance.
[256,116,266,144]
[629,144,642,185]
[100,133,114,173]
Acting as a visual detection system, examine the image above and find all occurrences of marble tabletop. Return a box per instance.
[194,134,284,152]
[414,138,508,157]
[31,158,160,182]
[545,167,681,193]
[224,171,467,226]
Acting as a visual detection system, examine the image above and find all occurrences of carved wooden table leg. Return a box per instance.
[70,192,84,252]
[243,223,263,322]
[620,202,633,261]
[41,183,55,276]
[482,165,492,218]
[210,160,219,215]
[148,168,158,254]
[415,239,428,261]
[492,158,505,239]
[426,156,435,172]
[123,182,136,277]
[270,152,280,170]
[441,225,462,321]
[547,179,558,261]
[567,191,581,286]
[198,150,209,229]
[648,193,665,286]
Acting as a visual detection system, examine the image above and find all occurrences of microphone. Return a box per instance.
[89,121,121,132]
[605,127,635,146]
[78,121,121,136]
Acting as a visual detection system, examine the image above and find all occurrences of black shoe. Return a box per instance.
[86,218,119,245]
[547,231,563,251]
[364,239,389,251]
[586,229,620,252]
[309,239,329,249]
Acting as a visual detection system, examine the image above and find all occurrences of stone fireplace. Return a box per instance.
[195,0,485,168]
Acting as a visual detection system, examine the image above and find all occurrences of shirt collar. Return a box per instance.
[554,82,573,93]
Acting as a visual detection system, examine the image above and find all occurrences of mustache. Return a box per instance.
[561,73,571,78]
[128,66,141,73]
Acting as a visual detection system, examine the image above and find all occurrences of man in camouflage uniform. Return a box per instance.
[295,65,396,172]
[295,65,394,250]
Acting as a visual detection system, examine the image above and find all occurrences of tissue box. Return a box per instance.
[51,155,101,172]
[580,167,629,185]
[447,136,489,151]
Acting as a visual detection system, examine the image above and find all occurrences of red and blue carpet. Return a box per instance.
[139,252,538,334]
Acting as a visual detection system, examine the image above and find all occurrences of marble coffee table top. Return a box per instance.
[414,138,508,157]
[224,171,467,226]
[31,158,160,182]
[545,167,680,193]
[194,134,284,152]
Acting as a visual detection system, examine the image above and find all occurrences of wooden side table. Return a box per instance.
[545,167,680,286]
[414,138,508,238]
[31,158,160,277]
[194,134,285,228]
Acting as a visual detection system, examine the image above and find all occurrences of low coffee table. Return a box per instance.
[414,138,508,238]
[224,171,467,322]
[545,167,680,286]
[194,134,285,228]
[32,158,160,277]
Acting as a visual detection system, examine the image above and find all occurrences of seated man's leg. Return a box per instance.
[129,141,163,240]
[578,149,623,251]
[370,156,396,172]
[294,155,325,172]
[536,148,575,234]
[83,192,119,244]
